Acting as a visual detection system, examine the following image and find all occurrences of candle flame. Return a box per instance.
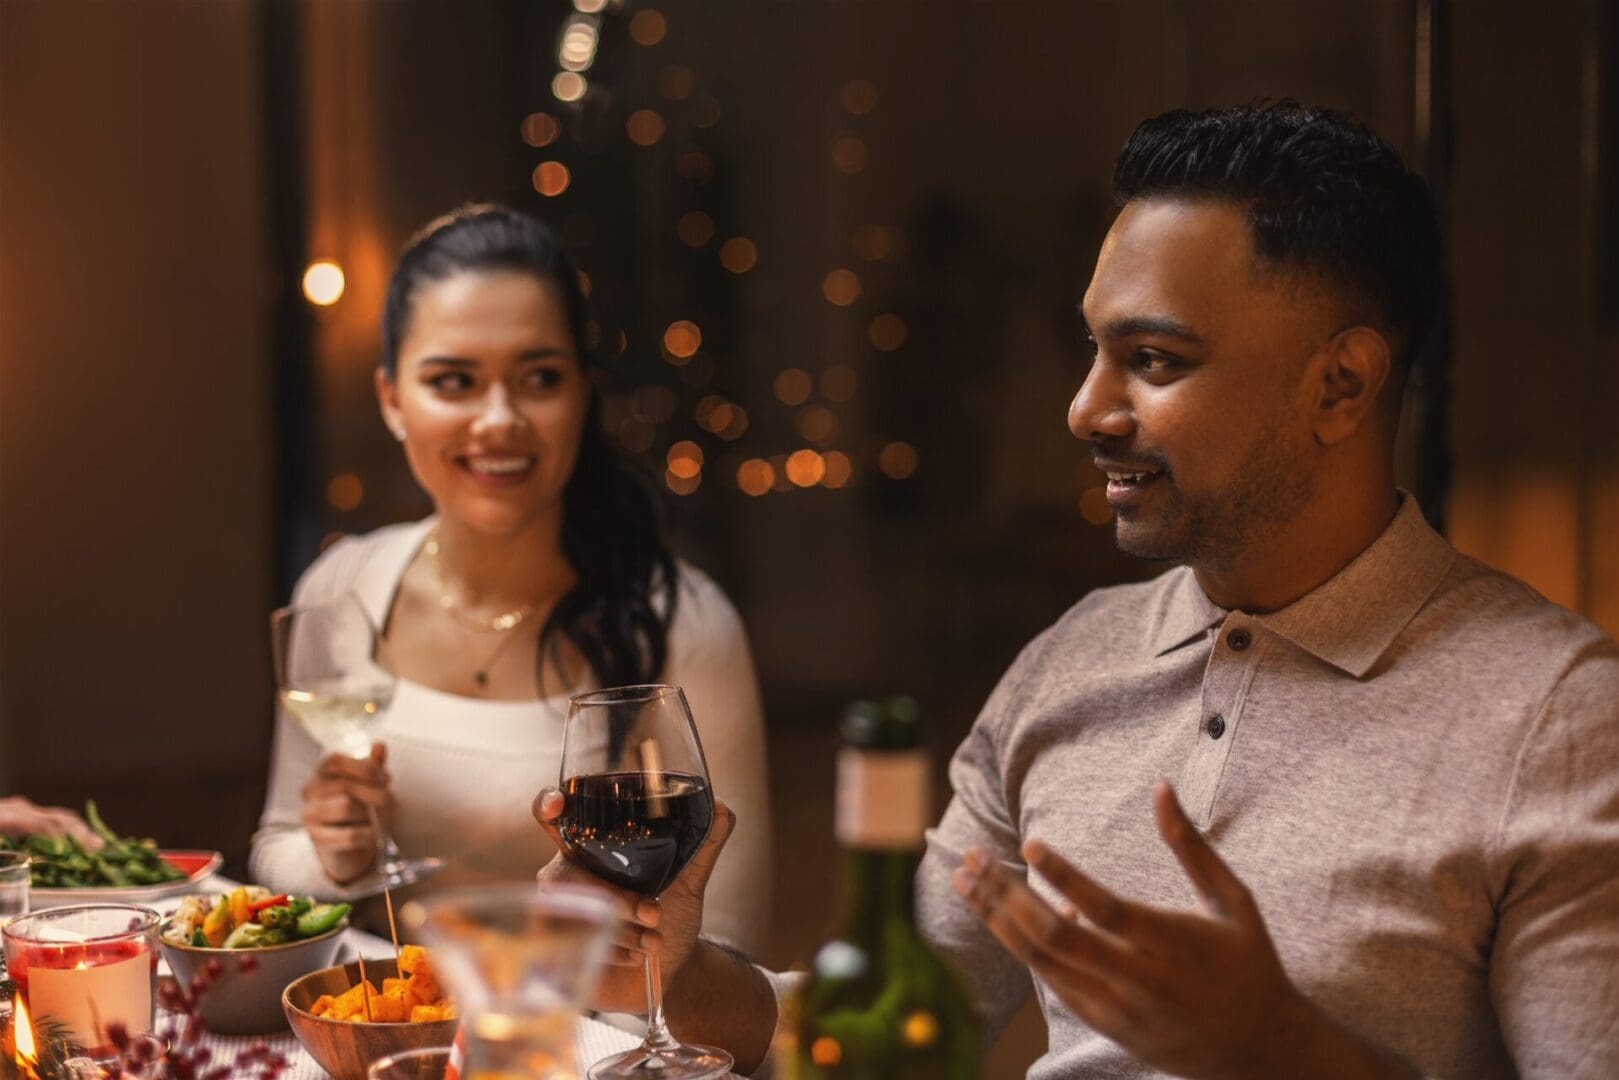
[14,993,38,1062]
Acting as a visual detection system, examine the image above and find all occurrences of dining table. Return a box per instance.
[127,874,743,1079]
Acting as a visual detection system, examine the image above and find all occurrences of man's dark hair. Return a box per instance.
[1113,101,1442,371]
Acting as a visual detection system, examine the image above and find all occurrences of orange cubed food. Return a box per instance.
[370,984,411,1023]
[398,945,430,977]
[309,994,336,1017]
[407,970,443,1007]
[409,1004,445,1023]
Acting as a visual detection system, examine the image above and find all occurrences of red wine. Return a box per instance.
[558,771,715,896]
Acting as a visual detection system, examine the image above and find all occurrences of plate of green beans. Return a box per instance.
[0,800,222,901]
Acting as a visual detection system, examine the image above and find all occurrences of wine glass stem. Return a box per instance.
[642,948,683,1053]
[366,803,404,870]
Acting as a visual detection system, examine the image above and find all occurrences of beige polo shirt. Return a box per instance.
[917,496,1619,1078]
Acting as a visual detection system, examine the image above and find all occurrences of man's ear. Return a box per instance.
[1310,326,1391,446]
[376,366,407,442]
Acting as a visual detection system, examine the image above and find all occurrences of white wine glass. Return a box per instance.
[556,684,731,1080]
[271,593,442,892]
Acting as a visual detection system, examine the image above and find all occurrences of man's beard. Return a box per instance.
[1111,424,1316,573]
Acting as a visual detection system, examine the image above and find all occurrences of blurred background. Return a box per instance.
[3,1,1617,1071]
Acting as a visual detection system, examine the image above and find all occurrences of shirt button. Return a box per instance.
[1207,714,1226,739]
[1227,628,1252,652]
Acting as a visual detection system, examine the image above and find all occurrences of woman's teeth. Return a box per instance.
[466,457,533,476]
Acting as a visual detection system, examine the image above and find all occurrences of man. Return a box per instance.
[537,103,1619,1077]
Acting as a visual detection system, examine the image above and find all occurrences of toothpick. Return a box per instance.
[356,954,375,1023]
[383,881,402,963]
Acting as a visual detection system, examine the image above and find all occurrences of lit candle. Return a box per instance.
[14,992,40,1080]
[2,904,158,1061]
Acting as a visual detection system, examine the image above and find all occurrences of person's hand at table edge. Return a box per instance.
[0,795,105,851]
[954,780,1421,1080]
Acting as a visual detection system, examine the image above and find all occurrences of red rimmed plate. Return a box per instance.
[32,849,224,905]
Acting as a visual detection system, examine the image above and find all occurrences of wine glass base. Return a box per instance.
[587,1043,734,1080]
[344,856,445,897]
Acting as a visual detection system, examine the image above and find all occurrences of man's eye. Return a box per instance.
[1134,352,1177,377]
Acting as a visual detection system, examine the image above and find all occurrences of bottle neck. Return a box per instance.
[835,746,929,945]
[843,848,920,946]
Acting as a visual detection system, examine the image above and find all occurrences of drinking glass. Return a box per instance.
[556,684,731,1080]
[368,1047,452,1080]
[3,904,159,1063]
[0,851,28,926]
[271,593,442,891]
[401,882,618,1080]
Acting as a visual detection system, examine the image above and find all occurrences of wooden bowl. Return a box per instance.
[159,916,346,1035]
[282,958,458,1080]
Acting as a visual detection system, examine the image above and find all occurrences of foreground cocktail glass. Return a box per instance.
[402,883,618,1080]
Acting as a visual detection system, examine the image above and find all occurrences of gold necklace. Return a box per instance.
[425,528,535,633]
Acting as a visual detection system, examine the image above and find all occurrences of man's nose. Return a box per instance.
[1067,361,1133,443]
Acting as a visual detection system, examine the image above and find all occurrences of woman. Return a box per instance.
[250,205,771,953]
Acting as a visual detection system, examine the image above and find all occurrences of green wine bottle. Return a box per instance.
[784,697,979,1079]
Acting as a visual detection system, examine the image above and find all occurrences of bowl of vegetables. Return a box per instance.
[158,886,351,1035]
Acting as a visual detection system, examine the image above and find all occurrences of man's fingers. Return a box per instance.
[1153,781,1250,918]
[675,799,735,890]
[1023,840,1164,943]
[952,849,1125,979]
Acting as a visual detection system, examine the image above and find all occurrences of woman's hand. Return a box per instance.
[531,788,736,1015]
[0,796,104,850]
[301,744,393,885]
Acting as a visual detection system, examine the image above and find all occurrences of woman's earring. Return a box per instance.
[391,426,407,443]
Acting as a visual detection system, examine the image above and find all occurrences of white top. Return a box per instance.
[249,518,772,953]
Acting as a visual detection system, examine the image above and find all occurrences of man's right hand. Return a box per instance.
[530,788,736,1015]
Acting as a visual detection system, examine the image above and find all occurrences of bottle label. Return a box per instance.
[836,748,931,849]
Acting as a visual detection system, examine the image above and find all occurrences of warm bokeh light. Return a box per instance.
[822,268,862,306]
[1080,486,1114,525]
[696,395,725,427]
[302,260,345,306]
[831,135,869,174]
[521,112,561,147]
[786,449,827,487]
[658,65,695,101]
[868,313,908,351]
[665,468,701,495]
[678,211,715,247]
[820,364,858,402]
[691,93,721,128]
[667,439,704,475]
[840,79,879,115]
[559,17,599,71]
[717,405,749,440]
[552,71,588,103]
[574,0,609,12]
[533,161,571,196]
[774,367,812,405]
[878,441,919,479]
[327,473,364,512]
[627,109,666,146]
[676,151,713,180]
[811,1036,842,1068]
[736,458,774,497]
[630,9,667,45]
[852,224,903,262]
[822,450,853,488]
[797,405,839,445]
[719,237,757,273]
[663,320,702,361]
[577,270,592,296]
[903,1010,940,1048]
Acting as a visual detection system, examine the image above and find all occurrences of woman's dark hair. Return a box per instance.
[381,204,678,690]
[1113,101,1442,371]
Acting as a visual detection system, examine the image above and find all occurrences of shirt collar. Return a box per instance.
[1149,493,1456,676]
